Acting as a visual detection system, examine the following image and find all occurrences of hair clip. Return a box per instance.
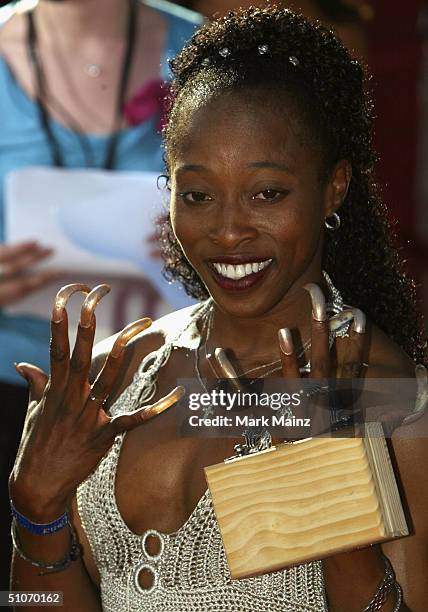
[219,47,231,58]
[289,55,300,66]
[258,44,269,55]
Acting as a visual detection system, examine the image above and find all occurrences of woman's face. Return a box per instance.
[169,92,348,318]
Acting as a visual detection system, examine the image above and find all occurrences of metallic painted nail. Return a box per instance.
[214,348,239,379]
[79,284,111,328]
[278,328,294,355]
[214,348,243,391]
[110,318,152,358]
[328,310,354,334]
[52,283,91,323]
[303,283,327,322]
[14,362,26,378]
[144,385,185,419]
[351,308,366,334]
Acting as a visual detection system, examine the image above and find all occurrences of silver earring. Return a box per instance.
[219,48,231,58]
[325,212,341,231]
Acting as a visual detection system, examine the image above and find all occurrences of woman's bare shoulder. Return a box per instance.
[364,322,416,378]
[89,324,164,382]
[89,304,200,387]
[362,326,428,607]
[367,324,428,544]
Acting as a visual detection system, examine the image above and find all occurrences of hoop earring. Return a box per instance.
[325,212,341,231]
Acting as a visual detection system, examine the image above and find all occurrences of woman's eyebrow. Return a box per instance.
[175,161,295,174]
[247,161,295,173]
[175,164,206,174]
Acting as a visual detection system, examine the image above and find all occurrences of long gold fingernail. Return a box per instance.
[52,283,91,323]
[14,362,25,377]
[110,318,152,358]
[303,283,326,322]
[144,385,185,418]
[351,308,366,334]
[80,284,111,328]
[214,348,243,391]
[214,348,239,379]
[278,328,294,355]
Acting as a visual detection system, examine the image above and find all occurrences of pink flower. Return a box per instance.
[123,79,171,132]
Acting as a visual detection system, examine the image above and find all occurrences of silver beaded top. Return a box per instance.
[77,302,328,612]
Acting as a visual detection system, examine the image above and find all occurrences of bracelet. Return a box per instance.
[392,582,403,612]
[362,554,402,612]
[10,499,68,535]
[11,518,81,576]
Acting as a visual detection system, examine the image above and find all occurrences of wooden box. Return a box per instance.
[204,423,408,579]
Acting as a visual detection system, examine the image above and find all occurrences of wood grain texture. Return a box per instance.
[205,437,398,579]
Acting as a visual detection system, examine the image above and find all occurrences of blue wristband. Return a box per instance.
[10,500,68,535]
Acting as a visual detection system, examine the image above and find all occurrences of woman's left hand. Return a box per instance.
[276,283,407,612]
[277,283,366,438]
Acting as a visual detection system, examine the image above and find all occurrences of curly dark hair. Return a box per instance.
[160,6,426,363]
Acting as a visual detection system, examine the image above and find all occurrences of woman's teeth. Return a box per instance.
[212,259,272,280]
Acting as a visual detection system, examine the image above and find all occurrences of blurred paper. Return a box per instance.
[4,167,194,340]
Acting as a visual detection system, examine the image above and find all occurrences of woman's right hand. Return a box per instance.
[9,283,184,522]
[0,241,60,306]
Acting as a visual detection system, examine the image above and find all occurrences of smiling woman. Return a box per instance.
[166,90,349,316]
[8,6,428,612]
[161,11,423,362]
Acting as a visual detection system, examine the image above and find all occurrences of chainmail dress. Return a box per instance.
[77,302,330,612]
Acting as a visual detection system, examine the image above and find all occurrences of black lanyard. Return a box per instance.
[26,0,137,170]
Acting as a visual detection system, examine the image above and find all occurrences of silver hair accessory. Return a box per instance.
[289,55,300,66]
[324,212,341,231]
[258,44,269,55]
[219,48,231,58]
[202,57,211,66]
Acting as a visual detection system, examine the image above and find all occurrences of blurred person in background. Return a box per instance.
[0,0,201,593]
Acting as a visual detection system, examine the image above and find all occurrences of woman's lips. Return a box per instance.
[208,258,273,291]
